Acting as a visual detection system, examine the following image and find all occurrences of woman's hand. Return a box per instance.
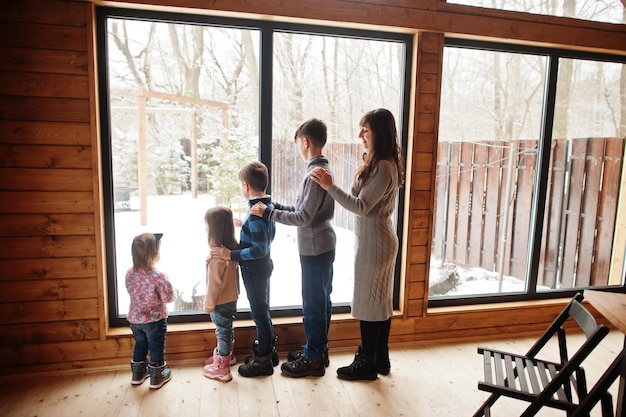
[250,202,266,217]
[310,167,334,190]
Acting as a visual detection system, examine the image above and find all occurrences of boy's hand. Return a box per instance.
[210,246,231,260]
[250,202,266,217]
[310,167,334,190]
[233,218,243,227]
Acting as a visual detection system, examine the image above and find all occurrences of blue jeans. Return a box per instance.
[130,318,167,363]
[241,261,274,356]
[210,301,237,356]
[301,250,335,361]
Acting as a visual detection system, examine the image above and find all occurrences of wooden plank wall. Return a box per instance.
[0,0,622,374]
[0,0,105,371]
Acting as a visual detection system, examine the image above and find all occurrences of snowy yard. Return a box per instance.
[114,193,354,315]
[112,193,535,317]
[428,256,551,297]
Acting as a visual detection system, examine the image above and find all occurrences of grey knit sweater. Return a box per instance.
[267,155,336,257]
[327,159,399,321]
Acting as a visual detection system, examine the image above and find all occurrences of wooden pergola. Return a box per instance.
[111,89,229,225]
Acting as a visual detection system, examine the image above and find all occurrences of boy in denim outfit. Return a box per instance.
[251,119,335,377]
[211,161,277,377]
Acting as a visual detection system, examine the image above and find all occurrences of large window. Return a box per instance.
[430,40,626,303]
[97,9,411,325]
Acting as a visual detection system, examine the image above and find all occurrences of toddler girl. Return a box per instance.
[126,232,176,389]
[202,207,240,382]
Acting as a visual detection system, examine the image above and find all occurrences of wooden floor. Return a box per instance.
[1,331,623,417]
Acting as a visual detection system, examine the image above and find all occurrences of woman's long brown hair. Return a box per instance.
[354,108,404,187]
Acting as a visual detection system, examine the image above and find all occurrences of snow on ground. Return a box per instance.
[114,193,354,314]
[429,256,543,297]
[113,194,533,316]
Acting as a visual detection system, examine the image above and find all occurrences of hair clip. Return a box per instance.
[153,233,163,241]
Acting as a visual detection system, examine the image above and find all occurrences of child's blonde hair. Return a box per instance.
[204,207,239,250]
[131,233,161,271]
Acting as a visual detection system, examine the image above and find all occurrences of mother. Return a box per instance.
[311,108,404,381]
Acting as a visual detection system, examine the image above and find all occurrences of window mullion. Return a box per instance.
[525,53,560,294]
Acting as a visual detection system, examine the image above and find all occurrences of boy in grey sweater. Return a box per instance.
[251,118,335,377]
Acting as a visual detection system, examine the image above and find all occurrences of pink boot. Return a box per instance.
[204,341,236,366]
[203,354,233,382]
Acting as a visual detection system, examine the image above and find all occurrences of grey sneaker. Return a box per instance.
[148,363,172,389]
[130,361,148,385]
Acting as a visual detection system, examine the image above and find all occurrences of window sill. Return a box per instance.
[106,312,360,338]
[426,297,570,316]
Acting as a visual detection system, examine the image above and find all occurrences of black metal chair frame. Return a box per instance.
[473,293,612,417]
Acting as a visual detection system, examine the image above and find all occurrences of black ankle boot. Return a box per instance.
[238,351,274,377]
[244,337,279,366]
[337,346,377,381]
[376,348,390,375]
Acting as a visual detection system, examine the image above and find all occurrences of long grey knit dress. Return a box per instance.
[327,159,399,322]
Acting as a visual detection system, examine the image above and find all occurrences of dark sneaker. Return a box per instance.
[130,361,148,385]
[287,346,329,367]
[281,356,325,378]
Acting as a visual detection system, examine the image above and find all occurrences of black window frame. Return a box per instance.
[429,37,626,308]
[96,7,413,327]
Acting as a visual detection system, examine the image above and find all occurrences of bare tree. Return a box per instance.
[322,37,339,140]
[110,20,155,90]
[168,24,203,97]
[274,33,310,134]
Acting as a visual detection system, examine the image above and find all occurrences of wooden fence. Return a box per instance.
[432,137,624,289]
[271,140,362,231]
